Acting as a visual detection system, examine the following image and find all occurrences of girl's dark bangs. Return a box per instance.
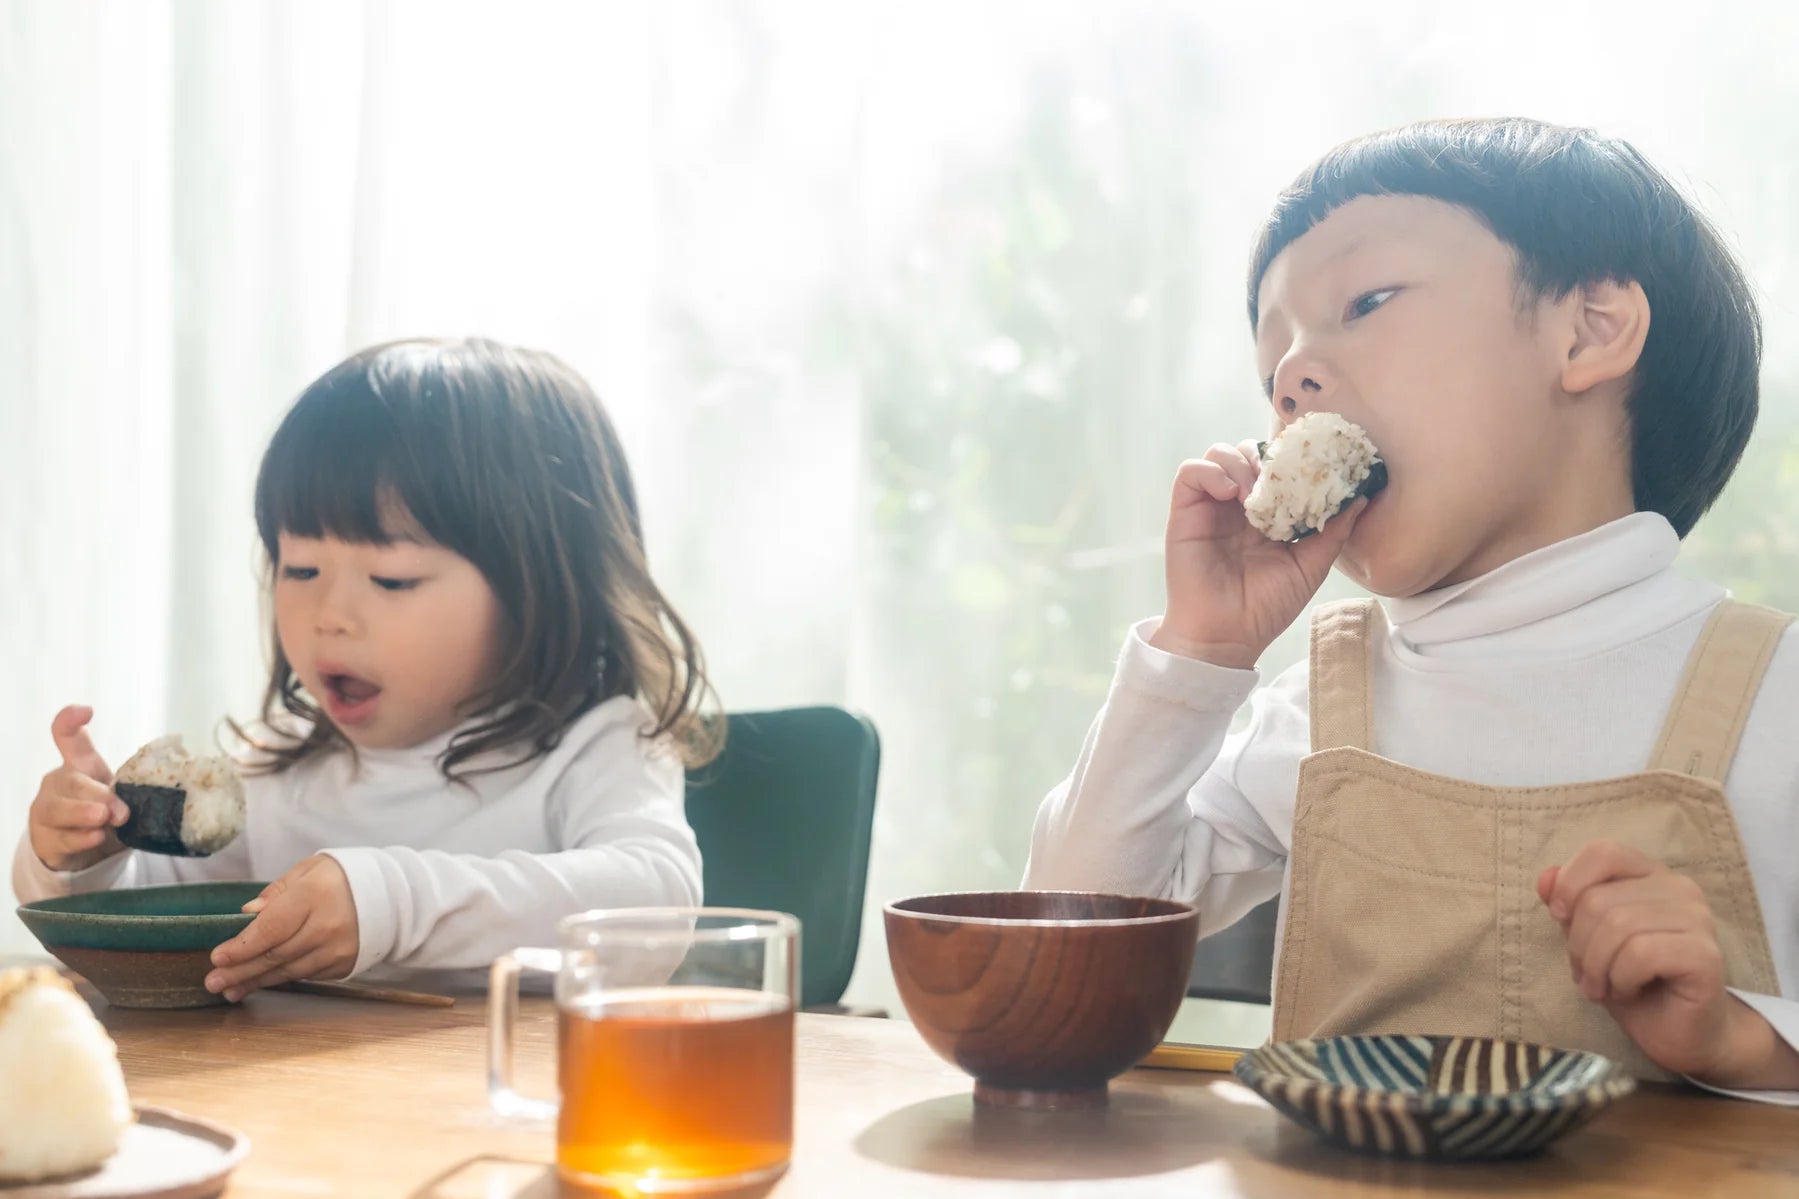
[256,374,408,550]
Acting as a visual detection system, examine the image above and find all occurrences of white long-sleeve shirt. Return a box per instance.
[13,696,701,986]
[1024,512,1799,1102]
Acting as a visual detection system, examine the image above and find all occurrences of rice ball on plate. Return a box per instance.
[1243,412,1387,542]
[0,968,133,1181]
[114,735,246,857]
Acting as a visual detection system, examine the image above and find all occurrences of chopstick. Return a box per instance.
[275,979,456,1007]
[1141,1043,1243,1073]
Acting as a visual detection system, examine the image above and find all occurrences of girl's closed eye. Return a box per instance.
[371,575,422,592]
[1347,287,1401,320]
[280,565,318,582]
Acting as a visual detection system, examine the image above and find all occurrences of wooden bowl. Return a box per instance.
[883,891,1199,1109]
[16,883,267,1008]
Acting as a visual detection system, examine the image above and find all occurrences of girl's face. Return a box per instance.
[273,522,505,750]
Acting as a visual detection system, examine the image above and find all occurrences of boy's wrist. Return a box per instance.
[1146,621,1261,670]
[1688,997,1799,1091]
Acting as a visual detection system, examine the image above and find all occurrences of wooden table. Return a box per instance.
[94,988,1799,1198]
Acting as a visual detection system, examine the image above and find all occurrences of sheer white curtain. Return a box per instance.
[0,0,875,958]
[6,2,1799,1016]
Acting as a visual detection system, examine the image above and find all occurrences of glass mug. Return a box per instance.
[489,907,800,1194]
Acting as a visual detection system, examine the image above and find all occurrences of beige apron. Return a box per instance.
[1272,598,1786,1079]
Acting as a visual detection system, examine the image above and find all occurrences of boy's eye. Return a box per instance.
[279,565,318,582]
[1348,288,1400,320]
[371,576,421,592]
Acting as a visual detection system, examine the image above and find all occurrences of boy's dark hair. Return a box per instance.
[241,337,721,777]
[1247,118,1760,538]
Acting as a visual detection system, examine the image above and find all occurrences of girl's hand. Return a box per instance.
[1540,841,1799,1088]
[28,705,128,872]
[207,856,360,1002]
[1149,440,1367,668]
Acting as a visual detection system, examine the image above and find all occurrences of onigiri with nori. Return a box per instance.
[1243,411,1387,542]
[0,968,133,1181]
[113,735,246,857]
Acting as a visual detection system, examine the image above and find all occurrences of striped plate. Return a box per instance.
[1233,1035,1635,1160]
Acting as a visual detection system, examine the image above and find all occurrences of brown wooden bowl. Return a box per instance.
[884,891,1199,1110]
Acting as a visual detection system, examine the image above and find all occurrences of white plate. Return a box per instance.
[0,1107,248,1199]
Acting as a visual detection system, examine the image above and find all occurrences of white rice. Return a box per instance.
[0,969,132,1181]
[1242,412,1383,542]
[115,735,246,854]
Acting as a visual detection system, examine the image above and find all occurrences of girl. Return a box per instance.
[15,338,718,998]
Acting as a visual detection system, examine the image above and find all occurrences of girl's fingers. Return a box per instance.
[211,902,308,973]
[63,828,107,852]
[222,947,340,1003]
[50,705,113,784]
[49,795,115,832]
[55,773,127,827]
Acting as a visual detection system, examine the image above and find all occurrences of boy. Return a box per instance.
[1024,118,1799,1102]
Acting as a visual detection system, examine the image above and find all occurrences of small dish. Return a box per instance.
[3,1105,248,1198]
[1232,1034,1636,1160]
[15,884,267,1009]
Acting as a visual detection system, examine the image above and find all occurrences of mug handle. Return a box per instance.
[488,947,563,1121]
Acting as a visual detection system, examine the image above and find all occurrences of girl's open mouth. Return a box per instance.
[322,672,382,725]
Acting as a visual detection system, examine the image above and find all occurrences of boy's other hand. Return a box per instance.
[1540,840,1799,1089]
[1150,440,1367,669]
[206,855,359,1002]
[29,705,128,873]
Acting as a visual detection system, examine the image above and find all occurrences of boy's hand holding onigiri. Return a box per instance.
[207,855,359,1001]
[1150,438,1367,669]
[1540,840,1799,1090]
[28,705,129,873]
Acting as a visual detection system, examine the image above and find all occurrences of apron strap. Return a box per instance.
[1649,600,1794,783]
[1309,599,1381,753]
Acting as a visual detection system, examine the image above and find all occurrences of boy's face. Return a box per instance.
[1254,194,1632,597]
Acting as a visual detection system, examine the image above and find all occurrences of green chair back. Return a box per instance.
[1187,896,1276,1006]
[684,706,880,1008]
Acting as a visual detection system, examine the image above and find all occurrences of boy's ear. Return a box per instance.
[1561,277,1651,395]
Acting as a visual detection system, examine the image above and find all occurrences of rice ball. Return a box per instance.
[114,735,246,857]
[1242,412,1387,542]
[0,968,133,1181]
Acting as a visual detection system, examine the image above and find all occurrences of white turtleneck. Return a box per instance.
[12,697,701,987]
[1023,513,1799,1102]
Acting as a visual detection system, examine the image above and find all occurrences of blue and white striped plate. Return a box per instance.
[1233,1035,1635,1160]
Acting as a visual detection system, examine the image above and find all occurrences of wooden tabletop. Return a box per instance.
[92,988,1799,1198]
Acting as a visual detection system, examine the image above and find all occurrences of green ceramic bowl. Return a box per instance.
[16,882,269,1009]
